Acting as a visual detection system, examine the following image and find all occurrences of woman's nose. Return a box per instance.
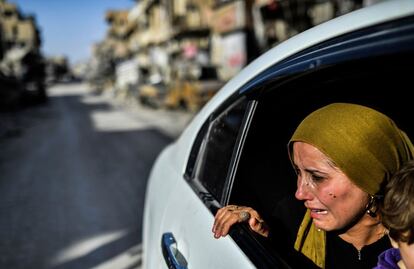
[295,176,313,201]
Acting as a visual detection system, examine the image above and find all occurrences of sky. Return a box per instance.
[11,0,135,65]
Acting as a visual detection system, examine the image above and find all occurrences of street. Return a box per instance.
[0,83,193,269]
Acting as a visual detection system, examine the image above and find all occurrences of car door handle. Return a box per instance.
[161,232,188,269]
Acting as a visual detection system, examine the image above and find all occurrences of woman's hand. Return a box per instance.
[212,205,269,239]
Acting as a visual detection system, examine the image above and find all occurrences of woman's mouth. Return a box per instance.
[311,209,328,214]
[309,208,328,218]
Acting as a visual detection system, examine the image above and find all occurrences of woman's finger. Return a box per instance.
[216,211,239,238]
[248,217,269,237]
[213,205,236,233]
[213,205,269,238]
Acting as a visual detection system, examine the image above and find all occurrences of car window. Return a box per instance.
[185,96,250,204]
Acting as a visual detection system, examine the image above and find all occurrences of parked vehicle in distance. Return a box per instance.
[142,1,414,268]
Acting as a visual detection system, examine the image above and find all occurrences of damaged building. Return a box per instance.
[0,0,45,110]
[89,0,372,112]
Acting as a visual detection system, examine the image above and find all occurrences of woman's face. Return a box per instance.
[293,142,369,231]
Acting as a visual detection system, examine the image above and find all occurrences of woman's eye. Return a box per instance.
[311,174,325,182]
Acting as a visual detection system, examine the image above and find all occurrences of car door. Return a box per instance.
[154,96,262,269]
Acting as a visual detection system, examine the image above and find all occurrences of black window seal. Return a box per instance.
[229,224,292,269]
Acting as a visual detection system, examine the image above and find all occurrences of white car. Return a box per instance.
[142,1,414,268]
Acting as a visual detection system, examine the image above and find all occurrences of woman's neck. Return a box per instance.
[338,213,387,250]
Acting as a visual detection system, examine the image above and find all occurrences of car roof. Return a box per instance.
[175,0,414,171]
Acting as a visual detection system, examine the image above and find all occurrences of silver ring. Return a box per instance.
[239,211,250,222]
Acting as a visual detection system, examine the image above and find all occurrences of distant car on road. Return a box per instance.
[142,1,414,268]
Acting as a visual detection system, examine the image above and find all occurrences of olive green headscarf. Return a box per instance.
[289,103,414,268]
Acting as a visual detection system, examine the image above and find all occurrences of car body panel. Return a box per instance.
[143,145,255,269]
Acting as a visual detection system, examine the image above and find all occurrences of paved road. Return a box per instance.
[0,83,193,269]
